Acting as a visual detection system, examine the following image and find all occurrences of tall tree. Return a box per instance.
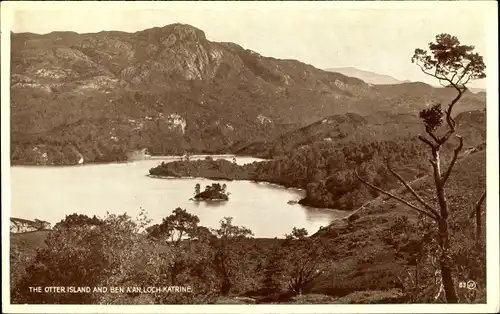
[281,227,326,296]
[210,217,253,295]
[147,208,201,285]
[356,34,486,303]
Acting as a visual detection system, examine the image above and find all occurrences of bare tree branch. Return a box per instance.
[438,80,448,88]
[456,63,472,85]
[441,135,464,184]
[445,107,457,131]
[445,90,463,131]
[355,171,439,221]
[419,135,437,149]
[429,155,442,187]
[417,64,448,82]
[440,129,455,144]
[425,127,441,145]
[450,70,458,84]
[476,191,486,211]
[471,190,486,218]
[473,190,486,249]
[386,164,440,218]
[461,74,473,88]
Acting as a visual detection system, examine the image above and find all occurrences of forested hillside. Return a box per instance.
[152,109,485,210]
[11,24,485,165]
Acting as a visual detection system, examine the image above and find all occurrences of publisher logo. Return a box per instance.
[466,280,477,290]
[459,280,477,290]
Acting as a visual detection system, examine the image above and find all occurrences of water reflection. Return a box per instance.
[11,156,345,238]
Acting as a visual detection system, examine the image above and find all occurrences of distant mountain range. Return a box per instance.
[325,67,405,85]
[326,66,486,94]
[10,23,486,165]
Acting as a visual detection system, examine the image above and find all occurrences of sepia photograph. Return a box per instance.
[1,1,499,313]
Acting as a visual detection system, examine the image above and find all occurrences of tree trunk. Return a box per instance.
[474,191,486,250]
[217,253,232,295]
[170,263,178,286]
[476,206,482,249]
[438,219,458,303]
[415,265,419,290]
[430,150,458,303]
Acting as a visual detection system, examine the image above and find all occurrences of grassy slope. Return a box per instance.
[310,149,486,298]
[10,230,51,255]
[10,150,486,303]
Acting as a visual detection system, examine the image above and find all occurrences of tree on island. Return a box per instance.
[355,33,486,303]
[193,183,229,201]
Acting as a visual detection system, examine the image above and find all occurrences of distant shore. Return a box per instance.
[11,153,267,167]
[147,158,349,212]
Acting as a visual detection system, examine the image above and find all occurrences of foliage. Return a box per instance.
[358,33,486,303]
[146,207,200,243]
[285,227,308,240]
[53,213,103,229]
[12,212,153,304]
[209,217,254,295]
[12,209,220,304]
[419,104,444,132]
[412,34,486,88]
[192,183,230,201]
[279,229,328,296]
[11,28,485,166]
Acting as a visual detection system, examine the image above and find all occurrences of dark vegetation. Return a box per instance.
[149,158,253,180]
[10,149,486,303]
[313,150,486,303]
[149,109,484,211]
[10,33,488,304]
[11,24,485,165]
[355,33,486,303]
[192,183,229,201]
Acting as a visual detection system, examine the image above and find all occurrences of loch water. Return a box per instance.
[11,155,348,238]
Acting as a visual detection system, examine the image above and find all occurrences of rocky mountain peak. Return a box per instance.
[136,23,207,44]
[10,24,486,165]
[168,23,206,41]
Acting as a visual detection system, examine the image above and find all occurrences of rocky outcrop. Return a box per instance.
[11,23,486,165]
[10,218,51,233]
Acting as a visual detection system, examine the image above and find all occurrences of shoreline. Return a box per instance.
[10,154,268,168]
[146,174,304,191]
[146,173,350,216]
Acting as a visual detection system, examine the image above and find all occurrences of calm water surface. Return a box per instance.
[11,155,348,238]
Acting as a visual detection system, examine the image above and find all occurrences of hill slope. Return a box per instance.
[237,109,486,159]
[11,24,486,165]
[326,67,403,85]
[11,149,486,303]
[310,149,486,301]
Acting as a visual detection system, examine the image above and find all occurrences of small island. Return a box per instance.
[148,157,254,181]
[192,183,229,201]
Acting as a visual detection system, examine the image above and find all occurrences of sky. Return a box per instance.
[6,1,496,89]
